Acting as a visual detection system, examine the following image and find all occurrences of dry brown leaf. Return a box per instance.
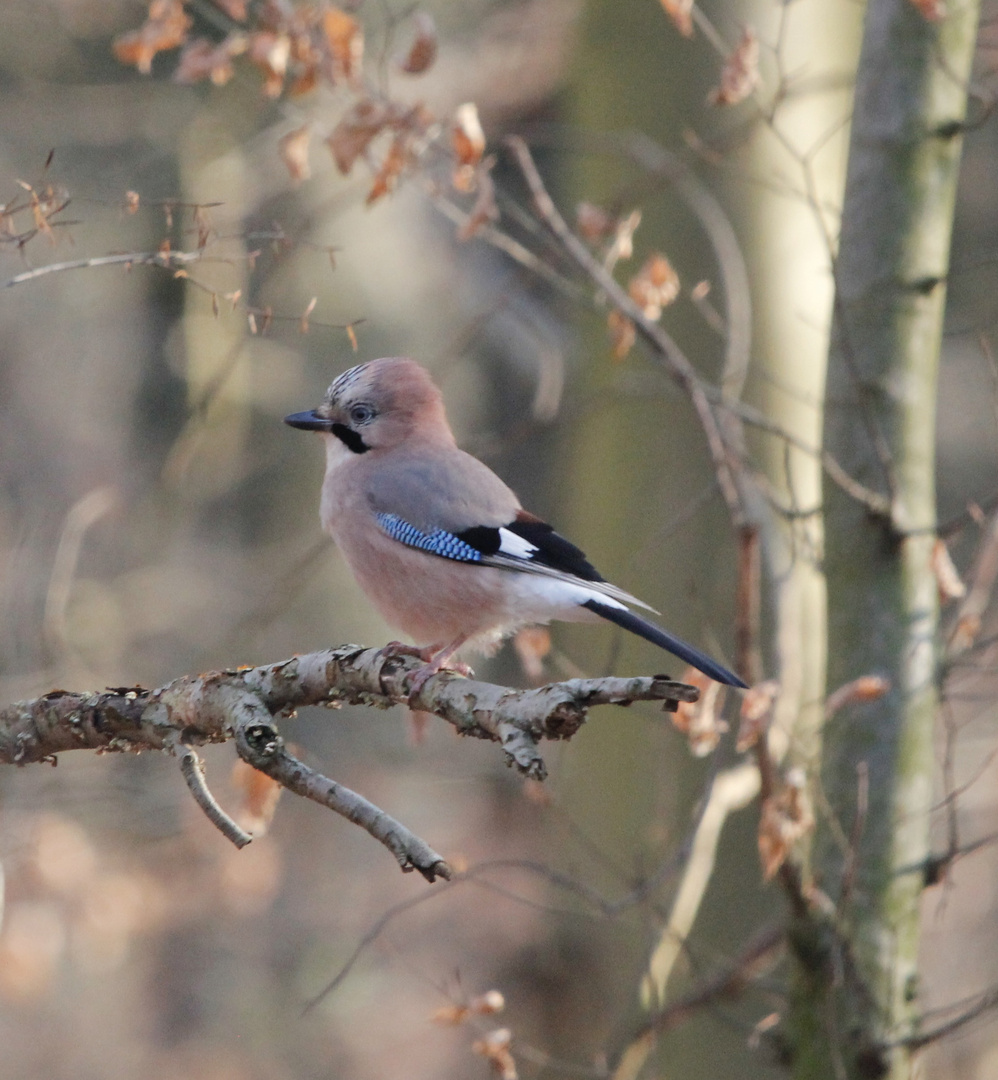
[708,27,760,106]
[431,1003,471,1025]
[512,626,551,683]
[659,0,694,37]
[406,708,433,745]
[607,309,636,362]
[470,990,506,1015]
[174,35,245,86]
[326,100,389,174]
[279,125,311,182]
[398,11,437,74]
[248,30,290,97]
[758,767,813,880]
[452,102,486,191]
[824,674,890,719]
[457,164,500,240]
[521,777,552,806]
[113,0,191,74]
[909,0,946,18]
[323,7,364,84]
[472,1028,517,1080]
[628,252,680,320]
[366,134,408,204]
[737,678,779,751]
[214,0,248,19]
[0,903,67,1004]
[672,667,727,756]
[950,612,982,654]
[932,538,966,602]
[231,759,282,834]
[299,295,318,333]
[576,201,615,242]
[606,208,642,264]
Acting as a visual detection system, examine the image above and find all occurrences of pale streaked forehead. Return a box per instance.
[326,362,368,402]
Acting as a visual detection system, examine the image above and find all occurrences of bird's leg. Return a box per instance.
[405,636,474,699]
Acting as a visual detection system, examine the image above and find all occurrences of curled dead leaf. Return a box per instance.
[472,1027,517,1080]
[575,201,615,243]
[512,626,550,683]
[279,125,312,182]
[367,135,408,204]
[737,678,779,751]
[708,27,760,106]
[672,668,727,756]
[248,30,290,97]
[909,0,946,18]
[323,7,364,84]
[932,538,966,603]
[326,100,390,174]
[214,0,248,19]
[628,252,680,320]
[758,767,814,880]
[231,759,282,835]
[452,102,486,191]
[824,675,890,719]
[113,0,191,75]
[431,1003,471,1025]
[470,990,506,1015]
[607,309,636,362]
[659,0,694,37]
[457,160,500,240]
[174,34,245,85]
[607,209,642,263]
[398,11,437,74]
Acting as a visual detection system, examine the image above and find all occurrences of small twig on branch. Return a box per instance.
[4,248,211,286]
[178,747,253,849]
[0,645,698,882]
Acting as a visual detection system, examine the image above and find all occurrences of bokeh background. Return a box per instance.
[1,1,998,1077]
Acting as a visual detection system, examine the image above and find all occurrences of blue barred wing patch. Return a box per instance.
[376,513,483,563]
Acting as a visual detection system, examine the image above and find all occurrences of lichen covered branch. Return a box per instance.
[0,645,698,879]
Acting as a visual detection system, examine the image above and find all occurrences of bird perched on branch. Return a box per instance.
[285,357,746,690]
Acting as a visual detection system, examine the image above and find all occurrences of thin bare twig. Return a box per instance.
[178,747,253,849]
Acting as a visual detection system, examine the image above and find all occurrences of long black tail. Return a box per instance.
[582,599,747,688]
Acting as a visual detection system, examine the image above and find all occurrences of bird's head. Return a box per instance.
[285,357,455,454]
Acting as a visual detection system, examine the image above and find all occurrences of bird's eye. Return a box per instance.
[349,403,375,425]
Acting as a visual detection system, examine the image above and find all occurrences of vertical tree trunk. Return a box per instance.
[801,0,980,1076]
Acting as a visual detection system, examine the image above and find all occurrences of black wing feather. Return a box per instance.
[453,518,603,581]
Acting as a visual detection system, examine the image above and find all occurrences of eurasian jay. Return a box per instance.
[285,357,747,689]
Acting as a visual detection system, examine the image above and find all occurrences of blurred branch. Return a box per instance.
[0,645,698,880]
[504,135,747,528]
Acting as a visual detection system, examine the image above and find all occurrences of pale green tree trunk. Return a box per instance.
[799,0,980,1076]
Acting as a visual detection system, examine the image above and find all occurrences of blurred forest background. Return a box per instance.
[1,0,998,1078]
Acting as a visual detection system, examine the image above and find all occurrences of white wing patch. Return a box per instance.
[497,527,540,560]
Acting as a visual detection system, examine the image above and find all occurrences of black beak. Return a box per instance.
[284,409,333,432]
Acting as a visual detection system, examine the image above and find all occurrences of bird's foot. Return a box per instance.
[381,640,436,663]
[407,658,474,701]
[378,641,473,701]
[406,638,474,701]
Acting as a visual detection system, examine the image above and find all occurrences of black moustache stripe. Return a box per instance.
[331,423,369,454]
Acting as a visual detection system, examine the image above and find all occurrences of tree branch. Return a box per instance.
[0,645,698,881]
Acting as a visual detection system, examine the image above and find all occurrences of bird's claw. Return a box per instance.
[407,658,474,702]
